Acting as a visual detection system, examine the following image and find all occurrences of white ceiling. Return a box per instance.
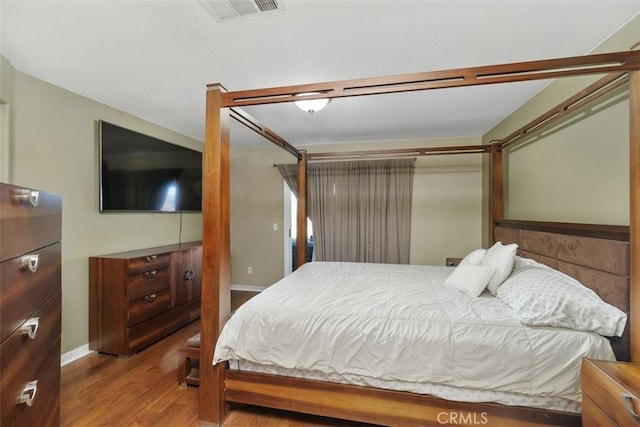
[1,0,639,149]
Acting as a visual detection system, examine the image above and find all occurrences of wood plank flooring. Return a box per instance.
[61,292,375,426]
[60,320,201,427]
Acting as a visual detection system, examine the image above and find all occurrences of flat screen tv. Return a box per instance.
[99,120,203,212]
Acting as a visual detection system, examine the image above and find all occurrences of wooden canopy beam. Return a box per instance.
[489,143,504,245]
[497,72,629,150]
[230,107,301,159]
[296,152,308,269]
[222,51,640,108]
[200,84,232,424]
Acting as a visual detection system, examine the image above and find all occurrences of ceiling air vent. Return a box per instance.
[201,0,284,23]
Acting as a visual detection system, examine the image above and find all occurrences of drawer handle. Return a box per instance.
[623,394,640,421]
[29,191,40,207]
[20,254,40,273]
[184,268,195,281]
[19,317,40,339]
[144,270,157,279]
[11,190,40,207]
[144,294,157,303]
[16,380,38,407]
[145,255,157,263]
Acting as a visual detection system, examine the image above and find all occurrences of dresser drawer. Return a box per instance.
[0,291,61,426]
[583,396,617,426]
[4,339,60,427]
[127,254,170,275]
[128,298,200,354]
[0,243,61,343]
[127,268,169,301]
[582,359,640,427]
[0,184,61,263]
[128,289,170,326]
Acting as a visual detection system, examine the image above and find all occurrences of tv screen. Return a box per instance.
[99,120,203,212]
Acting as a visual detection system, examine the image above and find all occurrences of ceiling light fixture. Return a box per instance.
[294,93,330,114]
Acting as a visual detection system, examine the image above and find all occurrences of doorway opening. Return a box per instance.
[284,183,313,275]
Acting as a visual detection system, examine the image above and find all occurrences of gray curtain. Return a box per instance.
[307,158,415,264]
[276,164,298,197]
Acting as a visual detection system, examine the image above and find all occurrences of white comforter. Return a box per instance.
[214,262,615,403]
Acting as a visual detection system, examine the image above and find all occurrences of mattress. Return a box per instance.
[214,261,616,411]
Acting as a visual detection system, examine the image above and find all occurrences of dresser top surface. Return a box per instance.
[91,241,202,259]
[585,359,640,395]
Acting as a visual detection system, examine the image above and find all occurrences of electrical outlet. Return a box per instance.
[273,222,278,231]
[247,266,253,274]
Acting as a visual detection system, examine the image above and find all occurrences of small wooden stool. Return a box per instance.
[178,333,200,387]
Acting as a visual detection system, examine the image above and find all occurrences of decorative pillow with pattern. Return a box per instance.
[496,266,627,337]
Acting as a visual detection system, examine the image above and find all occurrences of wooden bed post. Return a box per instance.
[200,84,231,424]
[630,70,640,363]
[296,150,308,269]
[489,143,504,244]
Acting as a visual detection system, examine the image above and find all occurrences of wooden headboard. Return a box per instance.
[494,219,630,361]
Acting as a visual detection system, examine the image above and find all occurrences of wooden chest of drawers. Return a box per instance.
[0,183,62,426]
[89,242,201,356]
[582,358,640,426]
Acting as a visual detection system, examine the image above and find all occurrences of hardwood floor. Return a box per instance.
[61,292,375,426]
[60,320,200,427]
[230,290,259,311]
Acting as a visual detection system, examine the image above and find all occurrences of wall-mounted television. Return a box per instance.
[99,120,203,212]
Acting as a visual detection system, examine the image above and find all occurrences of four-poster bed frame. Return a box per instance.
[200,49,640,425]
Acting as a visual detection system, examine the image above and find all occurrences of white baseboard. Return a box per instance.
[231,284,267,292]
[61,344,93,366]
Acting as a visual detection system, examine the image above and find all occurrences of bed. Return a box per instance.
[210,222,629,425]
[214,257,624,408]
[199,50,640,426]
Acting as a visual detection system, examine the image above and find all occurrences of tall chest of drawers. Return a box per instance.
[89,242,201,357]
[0,183,62,426]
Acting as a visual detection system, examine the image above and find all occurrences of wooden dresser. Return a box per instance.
[582,358,640,426]
[89,242,201,357]
[0,183,62,426]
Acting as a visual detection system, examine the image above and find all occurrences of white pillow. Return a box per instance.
[496,266,627,337]
[482,242,518,294]
[513,255,552,271]
[445,264,495,297]
[459,248,486,266]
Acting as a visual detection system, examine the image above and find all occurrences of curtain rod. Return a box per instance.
[306,144,489,161]
[273,157,419,167]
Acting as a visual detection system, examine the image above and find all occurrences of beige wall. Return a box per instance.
[411,153,483,265]
[1,55,15,181]
[230,137,483,287]
[1,56,203,353]
[230,144,295,287]
[481,15,640,243]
